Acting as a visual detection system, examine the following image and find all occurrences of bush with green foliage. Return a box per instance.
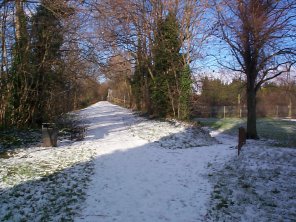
[151,11,191,119]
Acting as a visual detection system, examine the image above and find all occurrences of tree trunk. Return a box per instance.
[13,0,31,126]
[246,87,258,139]
[145,76,152,115]
[1,3,8,73]
[15,0,22,41]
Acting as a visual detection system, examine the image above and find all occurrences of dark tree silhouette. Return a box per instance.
[216,0,296,139]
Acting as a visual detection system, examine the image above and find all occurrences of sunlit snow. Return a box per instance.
[1,102,295,221]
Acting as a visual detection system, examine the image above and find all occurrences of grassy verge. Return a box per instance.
[0,113,92,221]
[0,113,86,155]
[0,129,41,153]
[196,118,296,147]
[206,142,296,221]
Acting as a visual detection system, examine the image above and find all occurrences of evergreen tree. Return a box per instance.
[9,0,31,126]
[179,64,192,120]
[30,5,65,124]
[29,3,64,125]
[6,2,65,127]
[152,11,191,119]
[152,11,182,118]
[131,63,143,110]
[131,38,145,111]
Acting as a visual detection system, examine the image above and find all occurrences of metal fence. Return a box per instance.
[193,105,295,118]
[108,92,295,119]
[107,95,131,108]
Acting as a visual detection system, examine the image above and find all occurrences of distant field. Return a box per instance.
[195,118,296,147]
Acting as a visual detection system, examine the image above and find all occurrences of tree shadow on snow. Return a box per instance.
[0,103,237,222]
[0,159,94,221]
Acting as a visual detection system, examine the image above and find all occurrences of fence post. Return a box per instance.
[288,100,292,118]
[276,105,279,118]
[238,127,246,156]
[238,94,241,118]
[42,123,58,147]
[223,106,226,118]
[124,95,126,107]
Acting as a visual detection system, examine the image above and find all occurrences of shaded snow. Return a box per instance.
[282,118,296,122]
[0,137,96,221]
[207,140,296,221]
[1,101,295,222]
[129,119,216,149]
[75,102,235,222]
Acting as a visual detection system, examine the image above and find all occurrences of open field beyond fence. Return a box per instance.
[196,118,296,147]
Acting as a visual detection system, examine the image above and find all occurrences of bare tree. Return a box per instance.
[215,0,296,139]
[0,0,102,127]
[86,0,209,116]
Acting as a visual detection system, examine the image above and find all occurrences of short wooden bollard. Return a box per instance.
[42,123,58,147]
[238,127,246,156]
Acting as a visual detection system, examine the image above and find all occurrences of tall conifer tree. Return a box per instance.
[152,11,191,119]
[30,3,64,124]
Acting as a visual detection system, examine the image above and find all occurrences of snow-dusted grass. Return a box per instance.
[206,139,296,221]
[0,129,41,152]
[0,143,96,221]
[1,102,222,222]
[196,117,296,147]
[0,113,96,221]
[129,119,216,149]
[1,102,295,221]
[75,103,235,222]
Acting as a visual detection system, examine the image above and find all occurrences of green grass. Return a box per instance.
[0,128,41,151]
[196,118,296,147]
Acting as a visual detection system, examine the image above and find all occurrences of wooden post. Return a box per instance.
[276,105,279,118]
[124,95,126,107]
[238,94,241,118]
[42,123,58,147]
[238,127,246,156]
[107,89,111,101]
[223,106,226,118]
[288,100,292,119]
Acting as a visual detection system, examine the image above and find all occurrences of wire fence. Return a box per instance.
[108,93,295,119]
[193,105,295,119]
[107,95,131,108]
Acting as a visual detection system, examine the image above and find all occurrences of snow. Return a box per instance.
[0,138,96,221]
[1,101,295,221]
[207,139,296,221]
[282,118,296,122]
[75,102,235,222]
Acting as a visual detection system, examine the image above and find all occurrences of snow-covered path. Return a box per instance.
[1,102,295,221]
[75,102,235,222]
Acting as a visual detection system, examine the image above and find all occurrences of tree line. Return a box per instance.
[1,0,295,139]
[194,75,295,118]
[0,0,100,128]
[95,0,295,139]
[94,1,198,120]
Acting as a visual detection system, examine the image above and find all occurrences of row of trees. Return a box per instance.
[89,1,199,120]
[1,0,295,139]
[0,1,100,128]
[198,77,245,107]
[93,0,295,139]
[195,75,296,117]
[214,0,296,138]
[135,11,191,119]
